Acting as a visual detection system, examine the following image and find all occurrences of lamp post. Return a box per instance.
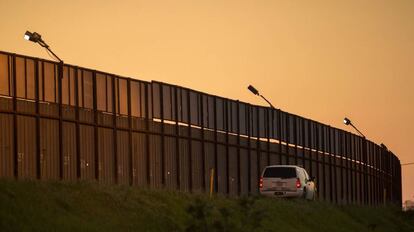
[24,30,64,179]
[343,117,369,204]
[24,31,63,63]
[247,85,275,109]
[343,117,366,138]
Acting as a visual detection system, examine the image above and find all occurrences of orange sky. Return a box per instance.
[1,0,413,202]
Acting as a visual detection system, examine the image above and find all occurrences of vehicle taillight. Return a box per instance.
[296,178,301,188]
[259,177,263,189]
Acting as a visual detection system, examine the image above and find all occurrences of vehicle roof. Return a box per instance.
[264,165,304,169]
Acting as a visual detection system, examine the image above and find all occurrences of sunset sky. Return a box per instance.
[1,0,413,201]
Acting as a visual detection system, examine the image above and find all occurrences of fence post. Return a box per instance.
[12,55,18,179]
[209,168,215,198]
[58,61,64,180]
[127,79,133,186]
[35,58,41,180]
[174,87,180,189]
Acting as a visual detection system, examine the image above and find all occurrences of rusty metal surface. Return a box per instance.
[0,113,13,177]
[164,135,177,190]
[62,122,77,180]
[17,116,36,179]
[79,125,95,180]
[40,118,59,179]
[98,128,115,184]
[116,131,130,185]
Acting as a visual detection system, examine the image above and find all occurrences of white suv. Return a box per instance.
[259,165,316,200]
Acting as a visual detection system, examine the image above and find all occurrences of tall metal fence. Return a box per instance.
[0,51,402,205]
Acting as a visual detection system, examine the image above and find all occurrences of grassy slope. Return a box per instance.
[0,179,412,232]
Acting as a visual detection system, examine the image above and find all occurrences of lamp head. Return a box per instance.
[343,117,351,125]
[248,85,259,95]
[24,31,43,43]
[23,32,31,41]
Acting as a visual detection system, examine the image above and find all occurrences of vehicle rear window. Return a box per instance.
[263,167,296,178]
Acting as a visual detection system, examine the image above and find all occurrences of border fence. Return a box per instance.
[0,51,402,205]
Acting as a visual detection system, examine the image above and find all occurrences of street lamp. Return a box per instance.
[344,116,369,203]
[24,31,63,63]
[24,30,64,179]
[343,117,366,138]
[24,31,42,43]
[247,85,275,109]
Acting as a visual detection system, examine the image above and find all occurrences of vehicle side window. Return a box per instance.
[303,170,310,181]
[297,168,305,182]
